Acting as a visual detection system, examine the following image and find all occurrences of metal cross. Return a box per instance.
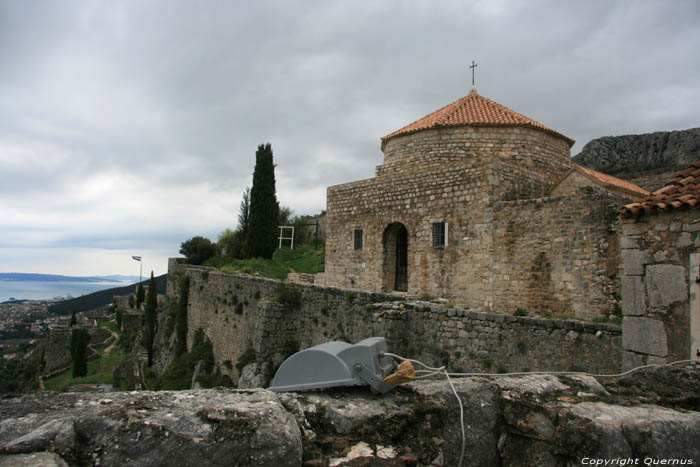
[469,60,477,86]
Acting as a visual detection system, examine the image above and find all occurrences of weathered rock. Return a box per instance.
[237,363,269,389]
[0,452,69,467]
[1,369,699,466]
[573,128,700,191]
[0,390,302,467]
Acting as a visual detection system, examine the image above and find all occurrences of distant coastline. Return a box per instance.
[0,274,140,303]
[0,273,139,283]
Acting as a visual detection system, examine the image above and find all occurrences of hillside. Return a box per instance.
[572,127,700,192]
[47,274,167,315]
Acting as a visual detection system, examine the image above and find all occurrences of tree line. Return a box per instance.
[179,143,324,266]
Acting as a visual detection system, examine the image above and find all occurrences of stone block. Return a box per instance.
[622,317,667,357]
[678,232,694,248]
[645,264,688,308]
[621,276,645,316]
[620,236,640,249]
[620,249,651,276]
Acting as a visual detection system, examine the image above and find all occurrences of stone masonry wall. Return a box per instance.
[168,260,622,383]
[620,210,700,370]
[491,186,627,319]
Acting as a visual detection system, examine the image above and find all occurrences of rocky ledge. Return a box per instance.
[1,365,699,466]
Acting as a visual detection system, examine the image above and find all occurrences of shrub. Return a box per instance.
[235,347,256,373]
[276,283,302,309]
[175,275,190,358]
[514,307,528,317]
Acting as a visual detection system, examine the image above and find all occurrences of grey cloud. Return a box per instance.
[0,0,698,275]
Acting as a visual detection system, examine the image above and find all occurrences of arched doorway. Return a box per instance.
[383,223,408,292]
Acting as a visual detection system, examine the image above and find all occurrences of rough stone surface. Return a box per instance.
[237,363,268,389]
[622,317,668,357]
[620,209,700,369]
[621,249,651,276]
[3,367,700,466]
[572,127,700,191]
[0,390,302,467]
[621,276,645,316]
[0,452,69,467]
[645,264,688,309]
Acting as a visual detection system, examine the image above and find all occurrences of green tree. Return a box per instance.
[175,275,190,358]
[218,228,245,260]
[136,284,145,310]
[70,328,89,378]
[238,186,251,237]
[145,271,159,367]
[180,236,217,265]
[278,205,293,227]
[70,311,77,326]
[247,143,279,259]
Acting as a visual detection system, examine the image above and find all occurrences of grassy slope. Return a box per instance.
[220,245,324,280]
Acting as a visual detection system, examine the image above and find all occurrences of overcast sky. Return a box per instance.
[1,1,698,277]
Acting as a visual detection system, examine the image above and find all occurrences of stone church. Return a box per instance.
[321,88,648,320]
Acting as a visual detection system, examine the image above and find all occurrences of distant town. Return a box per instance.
[0,298,73,359]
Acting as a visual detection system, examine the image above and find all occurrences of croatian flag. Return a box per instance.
[132,256,142,262]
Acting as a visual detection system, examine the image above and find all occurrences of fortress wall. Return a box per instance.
[491,187,625,320]
[168,261,622,382]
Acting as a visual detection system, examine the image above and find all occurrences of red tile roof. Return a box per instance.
[620,160,700,217]
[572,164,650,198]
[381,90,575,148]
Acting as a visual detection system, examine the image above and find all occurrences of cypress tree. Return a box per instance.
[247,143,279,259]
[175,275,190,358]
[71,329,88,378]
[144,271,158,366]
[136,284,145,310]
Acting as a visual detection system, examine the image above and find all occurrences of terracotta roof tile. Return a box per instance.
[620,159,700,217]
[381,90,575,148]
[571,164,650,198]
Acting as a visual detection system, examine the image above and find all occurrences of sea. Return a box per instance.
[0,281,130,303]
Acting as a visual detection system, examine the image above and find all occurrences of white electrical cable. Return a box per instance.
[383,352,698,467]
[443,359,697,379]
[385,352,466,467]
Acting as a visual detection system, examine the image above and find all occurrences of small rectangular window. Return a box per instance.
[353,229,363,250]
[432,222,446,248]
